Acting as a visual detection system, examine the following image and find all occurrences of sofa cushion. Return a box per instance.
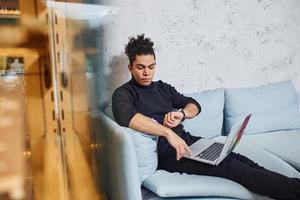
[143,137,300,199]
[243,129,300,170]
[141,187,241,200]
[124,128,158,184]
[183,89,224,138]
[144,170,266,199]
[103,104,158,184]
[224,80,300,134]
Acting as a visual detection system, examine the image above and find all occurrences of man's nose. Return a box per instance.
[143,68,150,75]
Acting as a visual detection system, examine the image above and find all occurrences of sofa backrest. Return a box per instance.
[183,88,225,138]
[224,80,300,135]
[297,89,300,112]
[91,111,142,200]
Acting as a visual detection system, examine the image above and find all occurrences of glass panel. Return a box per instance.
[46,1,117,200]
[1,0,117,199]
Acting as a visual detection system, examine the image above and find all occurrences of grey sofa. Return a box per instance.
[92,80,300,200]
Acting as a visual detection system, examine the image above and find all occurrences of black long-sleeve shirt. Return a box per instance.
[112,78,201,132]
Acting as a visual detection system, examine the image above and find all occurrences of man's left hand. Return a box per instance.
[163,111,184,128]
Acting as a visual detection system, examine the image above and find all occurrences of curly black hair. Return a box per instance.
[125,34,155,65]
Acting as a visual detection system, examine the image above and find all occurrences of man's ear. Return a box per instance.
[128,64,132,71]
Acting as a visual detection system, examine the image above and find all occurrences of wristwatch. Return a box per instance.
[178,108,187,122]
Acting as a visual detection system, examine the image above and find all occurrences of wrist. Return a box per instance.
[163,128,173,139]
[178,108,186,122]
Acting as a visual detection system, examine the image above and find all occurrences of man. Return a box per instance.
[112,34,300,200]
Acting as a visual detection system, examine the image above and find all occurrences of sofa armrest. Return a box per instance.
[91,111,142,200]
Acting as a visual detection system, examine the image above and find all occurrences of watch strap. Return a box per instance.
[178,108,186,122]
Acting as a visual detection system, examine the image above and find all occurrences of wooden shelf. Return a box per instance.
[0,0,20,19]
[0,13,20,19]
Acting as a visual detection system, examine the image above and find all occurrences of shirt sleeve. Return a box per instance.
[112,87,138,127]
[167,84,202,115]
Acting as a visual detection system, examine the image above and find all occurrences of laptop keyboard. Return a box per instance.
[196,142,224,161]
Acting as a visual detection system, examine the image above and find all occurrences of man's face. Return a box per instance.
[129,54,156,86]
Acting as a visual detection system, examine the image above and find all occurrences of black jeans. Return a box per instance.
[157,130,300,200]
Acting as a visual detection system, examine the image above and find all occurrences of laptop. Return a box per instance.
[183,114,251,165]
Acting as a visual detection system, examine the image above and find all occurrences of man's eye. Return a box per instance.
[149,65,155,69]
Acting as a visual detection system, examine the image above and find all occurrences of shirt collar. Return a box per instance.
[130,77,154,89]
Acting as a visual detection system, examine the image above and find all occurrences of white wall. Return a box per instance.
[98,0,300,105]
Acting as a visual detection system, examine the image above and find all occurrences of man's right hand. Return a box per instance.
[166,131,192,161]
[128,113,192,161]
